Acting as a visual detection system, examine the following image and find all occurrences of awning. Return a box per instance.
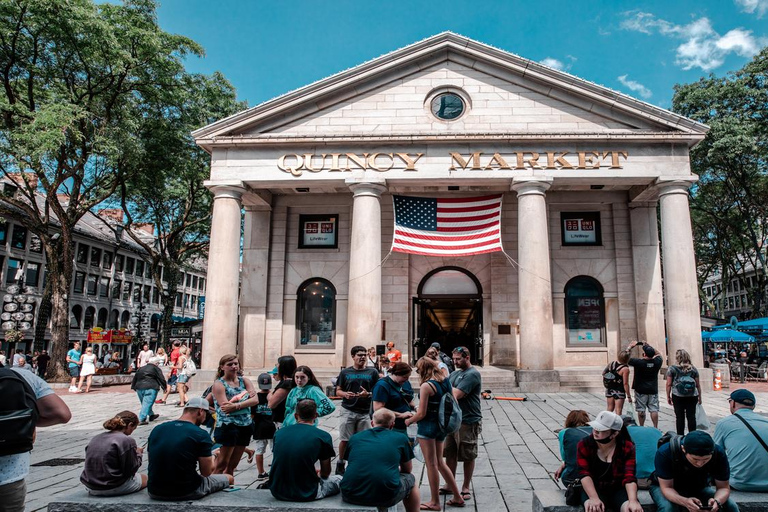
[701,329,755,343]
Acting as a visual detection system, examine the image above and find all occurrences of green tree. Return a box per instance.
[0,0,201,379]
[673,47,768,318]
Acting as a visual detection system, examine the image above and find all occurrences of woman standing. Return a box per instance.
[366,347,380,374]
[267,355,297,425]
[78,346,97,393]
[371,361,414,435]
[176,346,195,407]
[211,354,257,475]
[576,410,642,512]
[404,357,464,510]
[666,348,702,435]
[602,351,631,415]
[80,411,147,496]
[282,365,335,427]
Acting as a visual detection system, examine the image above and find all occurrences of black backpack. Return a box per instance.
[603,362,626,389]
[439,352,455,373]
[0,367,39,456]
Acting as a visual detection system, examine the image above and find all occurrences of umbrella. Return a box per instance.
[701,329,755,343]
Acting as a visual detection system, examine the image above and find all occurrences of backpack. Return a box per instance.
[439,352,455,373]
[652,431,683,482]
[673,367,697,396]
[434,380,462,435]
[603,362,625,389]
[183,358,197,376]
[0,367,40,456]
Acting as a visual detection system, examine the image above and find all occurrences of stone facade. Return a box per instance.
[194,33,707,384]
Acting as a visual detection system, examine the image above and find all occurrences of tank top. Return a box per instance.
[214,376,252,427]
[425,379,450,419]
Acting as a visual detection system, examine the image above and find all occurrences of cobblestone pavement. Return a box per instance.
[24,383,768,512]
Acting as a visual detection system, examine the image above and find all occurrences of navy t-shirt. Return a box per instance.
[372,377,414,430]
[147,420,212,498]
[270,423,335,502]
[654,442,730,496]
[336,367,379,414]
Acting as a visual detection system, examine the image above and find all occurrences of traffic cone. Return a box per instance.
[713,368,722,391]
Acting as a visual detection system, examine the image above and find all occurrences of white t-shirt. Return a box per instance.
[0,354,6,366]
[0,368,54,486]
[137,350,154,368]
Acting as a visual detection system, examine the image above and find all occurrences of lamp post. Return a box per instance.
[2,269,35,348]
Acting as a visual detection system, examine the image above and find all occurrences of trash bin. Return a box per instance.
[711,363,730,389]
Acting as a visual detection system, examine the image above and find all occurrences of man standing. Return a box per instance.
[334,345,379,476]
[651,430,738,512]
[66,342,82,393]
[131,357,167,425]
[0,366,71,511]
[36,350,50,380]
[627,340,663,428]
[137,344,154,368]
[341,408,420,512]
[445,346,482,502]
[269,399,341,502]
[147,397,233,501]
[714,389,768,491]
[385,341,402,369]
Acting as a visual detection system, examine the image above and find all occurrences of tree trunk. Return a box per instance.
[45,236,73,382]
[160,261,181,348]
[33,279,52,353]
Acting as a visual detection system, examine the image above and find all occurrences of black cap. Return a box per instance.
[430,342,441,350]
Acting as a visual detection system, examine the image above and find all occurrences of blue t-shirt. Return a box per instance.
[558,426,592,485]
[714,409,768,491]
[372,377,414,430]
[654,440,730,495]
[627,426,662,479]
[67,349,81,368]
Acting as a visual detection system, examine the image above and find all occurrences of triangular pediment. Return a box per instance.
[193,33,707,143]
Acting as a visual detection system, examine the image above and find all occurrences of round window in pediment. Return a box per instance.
[430,92,465,120]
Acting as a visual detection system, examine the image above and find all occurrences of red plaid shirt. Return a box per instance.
[576,436,637,489]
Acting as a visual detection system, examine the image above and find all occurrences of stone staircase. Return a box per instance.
[556,366,606,392]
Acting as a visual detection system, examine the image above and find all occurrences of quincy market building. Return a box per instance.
[194,33,707,389]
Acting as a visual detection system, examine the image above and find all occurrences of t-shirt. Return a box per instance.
[341,427,414,506]
[386,349,402,367]
[269,423,335,502]
[666,366,700,397]
[147,420,212,498]
[629,356,663,394]
[336,367,379,414]
[654,440,730,496]
[36,354,50,373]
[0,368,54,486]
[80,432,142,490]
[714,409,768,491]
[137,350,154,368]
[251,392,276,440]
[169,348,180,376]
[449,366,482,424]
[558,426,592,485]
[627,426,662,479]
[372,377,414,431]
[67,349,81,368]
[270,379,296,423]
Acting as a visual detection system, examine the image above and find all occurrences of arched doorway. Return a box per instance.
[414,267,483,365]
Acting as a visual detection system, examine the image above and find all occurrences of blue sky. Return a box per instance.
[155,0,767,110]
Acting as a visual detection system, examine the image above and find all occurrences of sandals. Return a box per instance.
[446,499,466,508]
[461,492,472,501]
[420,505,441,511]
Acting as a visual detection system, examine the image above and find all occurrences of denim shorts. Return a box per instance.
[417,418,446,442]
[178,374,190,384]
[69,366,80,377]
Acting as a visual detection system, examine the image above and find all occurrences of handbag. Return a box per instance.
[564,480,583,506]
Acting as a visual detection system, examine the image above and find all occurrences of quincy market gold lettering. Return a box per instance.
[276,151,628,176]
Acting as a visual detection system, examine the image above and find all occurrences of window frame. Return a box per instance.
[564,276,606,348]
[296,278,337,348]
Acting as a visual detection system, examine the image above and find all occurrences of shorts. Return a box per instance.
[605,388,626,400]
[339,408,371,441]
[178,374,190,384]
[315,475,342,499]
[214,423,253,447]
[634,393,660,413]
[86,474,143,496]
[150,474,230,501]
[342,473,415,508]
[444,422,482,461]
[69,366,80,378]
[253,439,273,455]
[416,417,447,442]
[167,374,178,387]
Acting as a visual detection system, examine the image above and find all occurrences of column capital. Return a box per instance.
[655,177,697,198]
[346,179,387,198]
[204,180,246,200]
[511,177,553,197]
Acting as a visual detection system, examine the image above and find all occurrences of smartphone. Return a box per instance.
[699,507,712,511]
[223,486,241,492]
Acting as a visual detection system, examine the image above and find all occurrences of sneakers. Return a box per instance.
[68,386,77,393]
[138,420,149,426]
[257,472,269,479]
[335,461,345,476]
[149,414,159,422]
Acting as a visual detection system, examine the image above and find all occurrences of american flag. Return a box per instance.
[392,194,504,256]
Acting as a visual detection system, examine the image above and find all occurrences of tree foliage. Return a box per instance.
[672,47,768,318]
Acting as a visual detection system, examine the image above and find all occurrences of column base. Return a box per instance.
[516,370,561,393]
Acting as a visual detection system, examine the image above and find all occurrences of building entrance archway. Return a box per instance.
[413,267,483,366]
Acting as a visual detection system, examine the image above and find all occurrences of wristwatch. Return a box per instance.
[713,499,722,510]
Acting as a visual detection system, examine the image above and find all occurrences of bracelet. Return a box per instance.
[713,499,721,510]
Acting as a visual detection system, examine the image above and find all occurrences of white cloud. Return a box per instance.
[541,57,565,70]
[617,75,653,99]
[734,0,768,18]
[620,11,767,71]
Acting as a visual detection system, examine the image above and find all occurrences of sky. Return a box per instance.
[154,0,768,110]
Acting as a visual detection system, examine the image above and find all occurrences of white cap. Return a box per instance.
[185,397,209,410]
[588,411,623,432]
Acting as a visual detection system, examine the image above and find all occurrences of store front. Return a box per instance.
[194,33,708,388]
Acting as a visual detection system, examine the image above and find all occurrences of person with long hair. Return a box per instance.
[77,346,97,393]
[577,411,642,512]
[404,357,464,510]
[666,348,702,435]
[602,350,631,415]
[554,410,591,485]
[268,355,297,425]
[426,347,450,377]
[80,411,147,496]
[176,346,194,407]
[211,354,257,475]
[282,365,335,427]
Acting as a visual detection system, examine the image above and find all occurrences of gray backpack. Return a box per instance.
[673,368,696,396]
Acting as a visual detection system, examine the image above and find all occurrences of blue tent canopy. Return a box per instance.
[701,329,756,343]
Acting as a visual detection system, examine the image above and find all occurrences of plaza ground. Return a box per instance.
[26,382,768,512]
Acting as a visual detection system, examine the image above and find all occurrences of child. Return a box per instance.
[251,373,277,479]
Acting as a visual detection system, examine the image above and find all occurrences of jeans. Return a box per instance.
[649,485,740,512]
[136,388,158,422]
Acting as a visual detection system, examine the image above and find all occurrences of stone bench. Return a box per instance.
[533,489,768,512]
[47,488,401,512]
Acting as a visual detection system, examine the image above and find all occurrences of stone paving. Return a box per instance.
[24,383,768,512]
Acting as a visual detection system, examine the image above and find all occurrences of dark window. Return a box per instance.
[25,262,40,287]
[109,309,119,329]
[115,255,124,272]
[176,292,182,307]
[102,252,113,269]
[199,278,205,291]
[145,264,152,279]
[186,274,191,287]
[86,274,98,295]
[76,244,89,264]
[11,225,27,250]
[0,223,7,244]
[296,278,336,346]
[73,271,86,293]
[29,234,43,253]
[192,276,198,289]
[120,311,130,329]
[565,276,605,347]
[83,307,96,330]
[112,279,122,299]
[430,93,465,120]
[143,285,151,303]
[125,257,135,274]
[152,287,159,304]
[5,258,23,284]
[70,305,83,330]
[97,308,108,328]
[90,247,102,268]
[99,277,110,297]
[135,260,144,277]
[122,281,131,301]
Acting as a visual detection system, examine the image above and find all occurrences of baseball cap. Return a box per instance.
[268,366,278,375]
[643,345,655,357]
[588,411,623,432]
[185,397,209,410]
[682,430,715,456]
[430,342,441,350]
[729,389,756,407]
[257,373,272,390]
